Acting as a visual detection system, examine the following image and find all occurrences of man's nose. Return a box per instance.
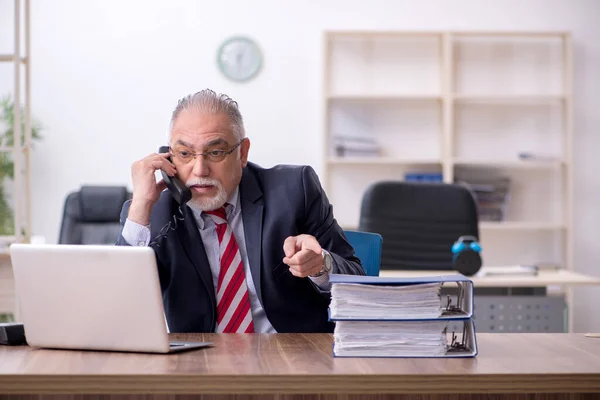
[191,155,210,177]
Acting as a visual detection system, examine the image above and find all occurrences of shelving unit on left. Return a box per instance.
[0,0,32,320]
[0,0,32,254]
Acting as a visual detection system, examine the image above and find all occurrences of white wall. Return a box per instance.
[1,0,599,332]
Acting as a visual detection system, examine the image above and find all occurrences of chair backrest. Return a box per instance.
[358,181,479,271]
[343,230,382,276]
[58,186,132,245]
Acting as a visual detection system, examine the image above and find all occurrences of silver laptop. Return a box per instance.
[9,243,211,354]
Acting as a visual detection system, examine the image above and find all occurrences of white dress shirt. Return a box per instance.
[121,187,331,333]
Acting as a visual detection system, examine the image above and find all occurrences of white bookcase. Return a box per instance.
[322,31,573,274]
[0,0,32,320]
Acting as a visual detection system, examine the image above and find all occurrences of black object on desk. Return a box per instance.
[0,322,27,345]
[451,235,483,276]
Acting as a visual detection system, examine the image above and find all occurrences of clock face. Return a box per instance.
[217,36,263,82]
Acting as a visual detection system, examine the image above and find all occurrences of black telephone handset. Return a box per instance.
[158,146,192,205]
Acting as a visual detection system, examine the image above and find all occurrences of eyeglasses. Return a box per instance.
[170,138,246,164]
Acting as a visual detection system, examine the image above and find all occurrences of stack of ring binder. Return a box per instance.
[328,274,478,358]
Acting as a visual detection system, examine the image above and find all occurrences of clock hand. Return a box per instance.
[236,52,244,74]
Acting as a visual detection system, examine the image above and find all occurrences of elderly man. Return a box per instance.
[117,89,364,333]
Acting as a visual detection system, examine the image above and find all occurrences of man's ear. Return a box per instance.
[240,138,250,167]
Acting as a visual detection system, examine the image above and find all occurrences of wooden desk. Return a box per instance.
[1,333,599,400]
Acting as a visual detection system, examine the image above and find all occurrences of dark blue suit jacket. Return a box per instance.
[116,162,364,333]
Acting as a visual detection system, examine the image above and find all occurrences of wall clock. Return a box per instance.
[217,36,263,82]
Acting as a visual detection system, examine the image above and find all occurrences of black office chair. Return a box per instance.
[58,185,132,245]
[358,181,479,271]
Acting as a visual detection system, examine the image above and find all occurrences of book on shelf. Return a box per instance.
[331,135,380,157]
[329,274,478,358]
[455,177,511,222]
[405,173,443,182]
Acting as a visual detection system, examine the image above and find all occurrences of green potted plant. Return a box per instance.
[0,94,42,236]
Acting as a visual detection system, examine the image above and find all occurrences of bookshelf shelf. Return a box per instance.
[0,146,33,153]
[453,95,565,103]
[328,157,441,166]
[453,159,565,170]
[451,31,569,38]
[325,30,443,37]
[0,55,26,63]
[328,95,442,101]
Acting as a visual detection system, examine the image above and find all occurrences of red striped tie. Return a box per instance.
[205,206,255,333]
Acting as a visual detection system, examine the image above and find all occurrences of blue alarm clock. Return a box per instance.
[451,235,482,276]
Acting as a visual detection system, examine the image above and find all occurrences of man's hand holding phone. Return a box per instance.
[128,152,176,226]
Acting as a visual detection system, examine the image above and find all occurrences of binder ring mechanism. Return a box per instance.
[448,325,468,352]
[442,281,469,352]
[441,282,464,316]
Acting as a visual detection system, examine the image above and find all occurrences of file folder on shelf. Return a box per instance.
[329,273,478,358]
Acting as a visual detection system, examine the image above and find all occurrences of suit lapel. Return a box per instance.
[176,205,217,310]
[239,166,265,307]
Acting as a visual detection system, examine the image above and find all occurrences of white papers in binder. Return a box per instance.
[330,282,442,320]
[334,320,448,357]
[328,274,474,320]
[333,319,478,358]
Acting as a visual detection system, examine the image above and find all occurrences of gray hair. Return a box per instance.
[168,89,245,141]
